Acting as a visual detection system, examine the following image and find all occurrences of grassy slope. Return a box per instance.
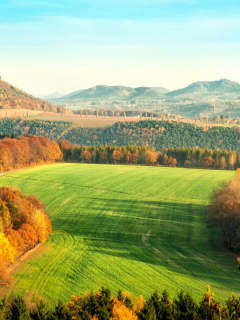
[0,164,239,303]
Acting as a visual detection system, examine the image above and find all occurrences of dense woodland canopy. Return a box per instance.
[61,120,240,151]
[0,118,73,141]
[1,118,240,151]
[0,135,62,172]
[1,285,240,319]
[0,187,52,287]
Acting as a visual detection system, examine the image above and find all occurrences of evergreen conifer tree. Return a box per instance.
[7,295,30,320]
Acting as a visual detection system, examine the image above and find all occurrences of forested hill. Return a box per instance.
[0,79,71,113]
[1,118,240,151]
[61,120,240,151]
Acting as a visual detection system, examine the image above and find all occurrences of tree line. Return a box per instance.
[0,135,62,172]
[59,141,240,170]
[1,119,240,152]
[0,187,52,288]
[1,285,240,320]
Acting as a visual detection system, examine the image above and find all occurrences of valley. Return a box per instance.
[0,164,238,303]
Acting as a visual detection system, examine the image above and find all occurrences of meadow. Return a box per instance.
[0,164,239,304]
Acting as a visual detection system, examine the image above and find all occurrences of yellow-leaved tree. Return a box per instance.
[0,232,15,265]
[32,210,48,242]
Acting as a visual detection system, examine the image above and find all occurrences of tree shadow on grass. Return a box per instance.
[54,198,240,293]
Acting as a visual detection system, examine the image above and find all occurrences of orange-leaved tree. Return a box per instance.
[112,149,123,164]
[0,187,52,287]
[207,175,240,249]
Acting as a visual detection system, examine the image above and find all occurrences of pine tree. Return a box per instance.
[174,291,198,320]
[30,300,53,320]
[7,295,30,320]
[117,290,124,302]
[98,307,110,320]
[54,300,72,320]
[137,299,156,320]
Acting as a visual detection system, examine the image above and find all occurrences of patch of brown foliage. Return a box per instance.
[207,175,240,249]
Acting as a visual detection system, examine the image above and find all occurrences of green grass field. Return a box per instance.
[0,164,239,304]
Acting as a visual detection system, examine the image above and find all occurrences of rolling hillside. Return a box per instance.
[165,79,240,99]
[0,164,239,303]
[0,79,70,113]
[52,85,168,103]
[48,80,240,118]
[49,80,240,105]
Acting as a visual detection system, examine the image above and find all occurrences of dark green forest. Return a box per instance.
[1,285,240,320]
[62,121,240,151]
[0,118,73,141]
[1,118,240,151]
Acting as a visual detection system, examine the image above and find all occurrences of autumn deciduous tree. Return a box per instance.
[82,150,92,163]
[163,154,169,165]
[111,298,137,320]
[126,151,132,164]
[100,152,107,163]
[146,151,158,165]
[58,139,73,151]
[168,157,177,167]
[202,157,215,169]
[18,224,38,251]
[207,176,240,249]
[229,154,236,170]
[0,232,15,265]
[112,149,123,163]
[0,135,62,172]
[219,156,226,170]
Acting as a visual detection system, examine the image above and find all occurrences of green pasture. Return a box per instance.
[0,164,239,303]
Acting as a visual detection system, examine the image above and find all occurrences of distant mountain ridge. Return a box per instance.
[46,79,240,118]
[53,85,169,102]
[49,79,240,106]
[42,91,63,100]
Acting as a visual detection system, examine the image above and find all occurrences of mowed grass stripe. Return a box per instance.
[0,164,238,303]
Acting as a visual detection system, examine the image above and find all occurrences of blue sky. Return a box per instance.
[1,0,240,95]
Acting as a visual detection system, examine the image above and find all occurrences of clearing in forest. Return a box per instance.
[0,164,239,303]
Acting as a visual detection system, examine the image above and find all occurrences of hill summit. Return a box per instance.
[0,79,70,113]
[166,79,240,98]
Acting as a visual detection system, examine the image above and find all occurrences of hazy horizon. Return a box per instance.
[36,78,239,99]
[1,0,240,97]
